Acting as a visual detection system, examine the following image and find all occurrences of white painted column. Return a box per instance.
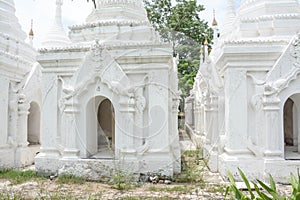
[8,86,18,145]
[263,96,282,157]
[61,97,80,159]
[207,95,219,147]
[37,73,60,157]
[171,96,181,174]
[17,94,30,147]
[117,96,136,157]
[224,69,248,153]
[0,77,9,147]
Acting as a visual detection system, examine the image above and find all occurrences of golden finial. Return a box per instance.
[204,38,209,46]
[29,19,34,37]
[212,9,218,26]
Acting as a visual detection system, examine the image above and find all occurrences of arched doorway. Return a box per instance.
[97,99,115,152]
[87,96,115,159]
[27,102,40,145]
[284,95,300,159]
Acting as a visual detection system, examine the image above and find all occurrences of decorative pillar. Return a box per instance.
[0,77,9,147]
[35,73,60,176]
[204,94,219,172]
[17,94,30,147]
[224,69,248,154]
[263,96,282,157]
[117,95,136,157]
[205,95,219,147]
[61,97,80,159]
[194,101,201,135]
[8,85,18,146]
[171,95,181,174]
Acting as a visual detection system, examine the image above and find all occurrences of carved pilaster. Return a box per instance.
[263,95,282,157]
[117,96,136,156]
[204,95,219,147]
[62,97,80,159]
[17,94,30,147]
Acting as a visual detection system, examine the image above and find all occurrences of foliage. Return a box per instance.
[148,185,193,193]
[108,153,137,190]
[225,168,300,200]
[57,174,85,184]
[0,169,44,185]
[144,0,213,103]
[174,149,203,183]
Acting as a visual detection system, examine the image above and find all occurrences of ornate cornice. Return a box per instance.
[38,41,170,54]
[223,39,289,46]
[69,20,150,31]
[240,13,300,23]
[0,49,32,66]
[96,0,144,8]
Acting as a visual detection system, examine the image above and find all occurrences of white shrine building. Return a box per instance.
[0,0,41,168]
[185,0,300,182]
[34,0,181,178]
[0,0,181,178]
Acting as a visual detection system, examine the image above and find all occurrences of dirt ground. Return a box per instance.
[0,161,226,200]
[0,131,293,200]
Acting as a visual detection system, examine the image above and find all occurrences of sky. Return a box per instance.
[12,0,235,48]
[13,0,300,48]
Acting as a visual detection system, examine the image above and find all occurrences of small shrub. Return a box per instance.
[225,168,300,200]
[174,149,203,183]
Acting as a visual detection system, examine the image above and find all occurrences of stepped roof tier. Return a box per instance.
[0,0,36,78]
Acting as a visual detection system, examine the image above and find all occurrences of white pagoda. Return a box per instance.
[186,0,300,182]
[35,0,181,179]
[0,0,41,168]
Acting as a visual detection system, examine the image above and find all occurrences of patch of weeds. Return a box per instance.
[205,184,225,194]
[57,174,85,184]
[108,154,137,190]
[147,185,193,193]
[0,169,45,184]
[87,193,103,200]
[122,197,141,200]
[0,190,23,199]
[174,149,204,183]
[123,197,177,200]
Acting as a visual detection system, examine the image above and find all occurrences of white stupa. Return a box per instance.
[35,0,181,179]
[186,0,300,182]
[41,0,71,48]
[0,0,41,169]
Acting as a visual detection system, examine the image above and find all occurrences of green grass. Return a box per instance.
[174,149,204,183]
[147,185,193,193]
[0,169,44,185]
[56,174,85,184]
[122,197,177,200]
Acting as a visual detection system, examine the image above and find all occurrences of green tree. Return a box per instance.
[144,0,213,108]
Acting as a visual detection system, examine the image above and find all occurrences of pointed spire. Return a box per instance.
[212,9,218,26]
[41,0,71,48]
[212,9,219,43]
[221,0,236,39]
[29,19,34,38]
[29,19,34,46]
